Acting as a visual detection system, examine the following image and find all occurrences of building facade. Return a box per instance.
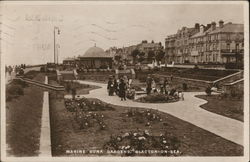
[137,40,163,58]
[165,21,244,65]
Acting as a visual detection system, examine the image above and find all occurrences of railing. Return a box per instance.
[224,78,243,86]
[212,71,243,85]
[15,77,65,91]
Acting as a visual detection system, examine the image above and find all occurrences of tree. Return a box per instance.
[155,50,165,63]
[114,55,122,63]
[147,50,155,62]
[138,52,145,63]
[131,49,140,64]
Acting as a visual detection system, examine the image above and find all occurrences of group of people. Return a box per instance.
[5,64,26,76]
[107,74,184,101]
[146,75,184,100]
[107,75,135,101]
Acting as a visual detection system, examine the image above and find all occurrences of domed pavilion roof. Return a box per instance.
[81,46,112,58]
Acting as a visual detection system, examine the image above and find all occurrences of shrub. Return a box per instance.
[137,94,178,103]
[205,87,212,96]
[12,79,28,88]
[182,83,188,91]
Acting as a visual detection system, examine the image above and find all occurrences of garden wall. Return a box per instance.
[153,74,213,88]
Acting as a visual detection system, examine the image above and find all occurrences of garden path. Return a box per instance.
[66,80,244,146]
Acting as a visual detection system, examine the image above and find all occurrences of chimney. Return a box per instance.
[195,23,200,31]
[219,20,224,28]
[205,24,211,31]
[200,25,205,33]
[211,21,216,30]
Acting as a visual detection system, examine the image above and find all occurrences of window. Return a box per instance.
[215,34,218,40]
[242,42,244,47]
[227,34,230,40]
[226,43,230,50]
[236,44,239,52]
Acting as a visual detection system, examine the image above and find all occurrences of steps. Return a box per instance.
[213,71,243,88]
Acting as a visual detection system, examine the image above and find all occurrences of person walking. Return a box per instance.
[119,79,127,101]
[163,78,168,95]
[151,78,157,93]
[107,78,114,96]
[146,76,152,95]
[123,75,129,87]
[128,78,133,89]
[114,78,118,95]
[170,74,173,82]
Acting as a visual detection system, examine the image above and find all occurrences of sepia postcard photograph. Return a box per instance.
[0,1,249,162]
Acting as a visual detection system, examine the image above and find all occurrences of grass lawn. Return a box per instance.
[48,79,100,95]
[196,95,244,122]
[6,73,45,156]
[49,95,243,156]
[136,68,237,81]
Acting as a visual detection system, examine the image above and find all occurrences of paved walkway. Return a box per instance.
[68,80,243,146]
[39,76,51,157]
[5,66,41,84]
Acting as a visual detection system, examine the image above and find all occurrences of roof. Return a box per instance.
[80,46,113,58]
[63,57,75,61]
[140,43,161,48]
[191,26,213,38]
[209,23,243,34]
[190,23,243,38]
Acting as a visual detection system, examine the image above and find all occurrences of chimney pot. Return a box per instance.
[211,21,216,30]
[219,20,224,28]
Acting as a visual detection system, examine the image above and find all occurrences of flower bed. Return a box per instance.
[74,111,107,130]
[103,130,181,156]
[136,93,179,103]
[64,98,115,130]
[126,109,164,126]
[64,98,114,112]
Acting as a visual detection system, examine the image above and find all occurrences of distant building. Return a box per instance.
[63,46,113,69]
[165,21,244,65]
[137,40,164,58]
[62,57,77,67]
[112,40,164,64]
[77,46,113,69]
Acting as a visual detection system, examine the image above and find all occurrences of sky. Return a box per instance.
[0,1,245,66]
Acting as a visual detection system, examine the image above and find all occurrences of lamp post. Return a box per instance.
[54,26,60,65]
